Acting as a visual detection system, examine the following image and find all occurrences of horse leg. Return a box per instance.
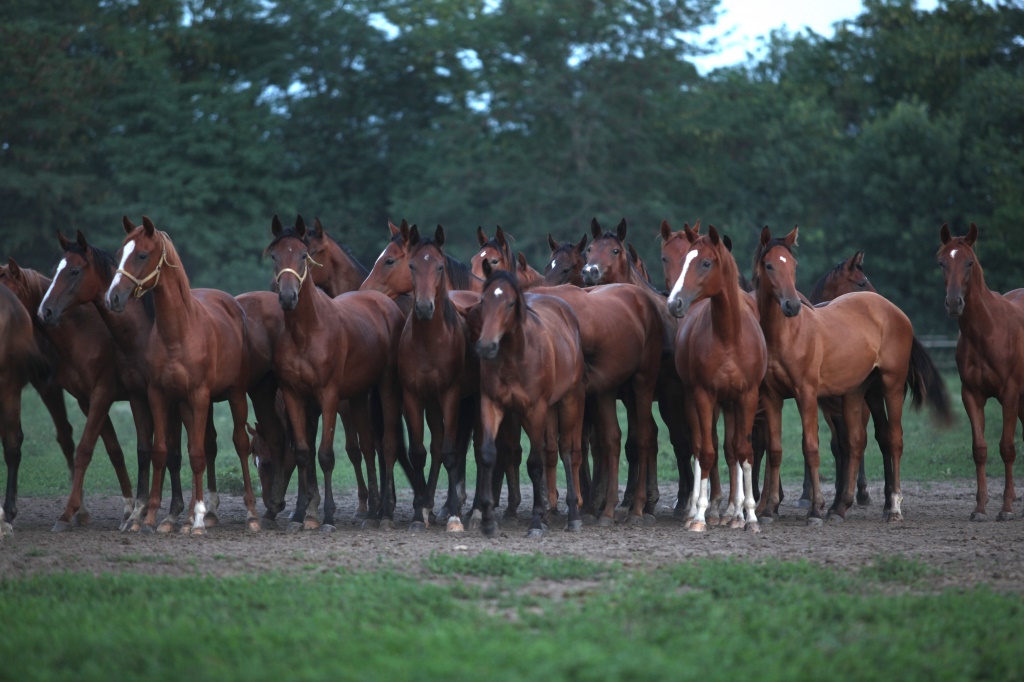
[140,390,170,532]
[995,393,1018,521]
[825,412,848,515]
[863,388,891,516]
[402,389,430,529]
[557,390,586,533]
[721,408,742,528]
[542,413,560,514]
[832,392,867,522]
[249,383,288,525]
[476,397,505,537]
[631,375,658,526]
[424,400,446,525]
[380,370,421,531]
[455,397,476,518]
[338,400,369,518]
[595,394,623,526]
[497,415,521,521]
[160,408,186,533]
[962,389,989,520]
[795,392,825,525]
[756,396,784,522]
[281,391,315,531]
[706,411,723,526]
[856,401,872,506]
[737,390,761,533]
[221,390,257,532]
[202,404,219,528]
[179,392,215,536]
[1,389,24,527]
[581,397,603,518]
[125,396,153,530]
[524,408,552,538]
[439,389,466,532]
[313,391,343,532]
[687,389,716,533]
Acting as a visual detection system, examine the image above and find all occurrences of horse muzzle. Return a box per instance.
[781,297,801,318]
[37,305,61,328]
[945,295,965,318]
[475,339,499,360]
[581,264,601,286]
[414,300,435,320]
[278,289,299,311]
[106,288,128,313]
[667,292,696,319]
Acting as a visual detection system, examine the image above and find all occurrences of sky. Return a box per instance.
[691,0,942,73]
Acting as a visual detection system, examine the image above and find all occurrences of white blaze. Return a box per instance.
[951,249,958,259]
[493,287,503,297]
[550,260,557,270]
[779,255,787,263]
[39,259,67,316]
[668,249,700,304]
[106,241,136,304]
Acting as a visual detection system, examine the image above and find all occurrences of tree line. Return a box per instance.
[2,0,1021,332]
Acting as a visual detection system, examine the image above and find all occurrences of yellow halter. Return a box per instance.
[116,234,177,299]
[274,252,323,288]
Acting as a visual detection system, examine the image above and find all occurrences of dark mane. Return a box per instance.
[445,254,474,291]
[64,242,116,283]
[809,260,846,304]
[750,237,796,291]
[263,227,308,256]
[329,233,369,279]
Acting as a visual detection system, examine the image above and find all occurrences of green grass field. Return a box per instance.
[1,370,1009,499]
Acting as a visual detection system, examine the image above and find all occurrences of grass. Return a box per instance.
[0,557,1020,681]
[2,371,1007,502]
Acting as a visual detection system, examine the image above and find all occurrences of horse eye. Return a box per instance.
[702,259,712,268]
[490,259,499,265]
[385,258,395,266]
[138,253,148,261]
[765,263,774,271]
[966,261,974,267]
[858,280,866,287]
[613,249,620,255]
[436,265,444,272]
[562,267,569,273]
[70,268,81,276]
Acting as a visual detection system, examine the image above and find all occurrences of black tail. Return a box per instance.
[906,336,954,426]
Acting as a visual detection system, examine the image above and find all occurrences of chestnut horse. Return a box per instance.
[1,259,136,530]
[402,224,481,530]
[307,217,370,296]
[265,215,421,530]
[361,219,483,298]
[754,226,950,522]
[106,216,260,534]
[0,283,51,538]
[474,265,586,537]
[937,223,1024,520]
[667,224,767,532]
[473,226,543,288]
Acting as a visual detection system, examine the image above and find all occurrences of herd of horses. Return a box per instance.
[4,213,1017,541]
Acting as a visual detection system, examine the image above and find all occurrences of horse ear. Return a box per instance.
[692,219,701,234]
[271,214,283,236]
[141,216,156,236]
[481,258,494,279]
[57,231,73,251]
[590,217,602,239]
[722,235,733,253]
[708,225,720,246]
[7,257,21,277]
[477,226,487,246]
[408,223,420,246]
[495,225,506,247]
[966,223,978,246]
[517,252,528,269]
[783,225,799,247]
[122,215,136,234]
[660,220,672,242]
[760,225,772,246]
[683,223,698,243]
[312,217,324,239]
[848,250,865,270]
[399,219,410,243]
[434,224,445,246]
[548,234,559,252]
[939,223,951,244]
[576,233,588,253]
[76,230,88,250]
[294,215,307,237]
[627,243,639,263]
[616,218,628,242]
[388,219,400,236]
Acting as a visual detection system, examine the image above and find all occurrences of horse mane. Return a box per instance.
[64,242,116,283]
[809,259,848,304]
[337,241,369,279]
[483,269,526,322]
[445,254,474,291]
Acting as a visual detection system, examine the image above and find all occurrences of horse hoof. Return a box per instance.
[287,522,304,533]
[157,521,175,534]
[51,520,74,533]
[320,524,337,534]
[73,510,90,527]
[856,492,871,507]
[688,521,707,533]
[359,519,379,530]
[613,509,628,523]
[566,520,583,533]
[827,514,845,524]
[203,514,219,529]
[447,519,465,533]
[759,515,774,525]
[970,512,987,522]
[303,520,320,531]
[596,516,614,528]
[996,511,1015,522]
[580,513,597,525]
[243,520,261,533]
[526,528,544,539]
[467,517,482,531]
[706,515,722,527]
[499,515,518,528]
[259,518,278,531]
[797,498,811,510]
[179,523,193,535]
[353,510,369,520]
[745,521,761,534]
[379,519,396,531]
[729,518,744,530]
[886,512,904,523]
[806,517,824,527]
[642,514,657,527]
[409,521,427,533]
[138,523,153,534]
[190,526,206,537]
[626,514,643,526]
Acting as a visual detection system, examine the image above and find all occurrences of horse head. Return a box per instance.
[582,217,630,285]
[667,224,731,318]
[408,224,449,321]
[937,222,980,318]
[755,225,801,317]
[360,218,414,298]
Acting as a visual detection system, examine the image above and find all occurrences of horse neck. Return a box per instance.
[707,258,744,344]
[284,272,328,343]
[958,260,1001,339]
[324,246,367,296]
[149,258,198,345]
[17,271,48,310]
[756,274,799,341]
[89,268,152,349]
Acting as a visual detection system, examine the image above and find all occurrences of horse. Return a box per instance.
[307,217,370,297]
[937,223,1024,520]
[265,215,422,531]
[106,216,260,535]
[627,243,653,284]
[585,217,703,519]
[400,224,483,531]
[543,233,588,287]
[474,264,586,537]
[667,224,767,532]
[1,258,137,531]
[473,226,543,288]
[0,283,51,538]
[754,225,950,522]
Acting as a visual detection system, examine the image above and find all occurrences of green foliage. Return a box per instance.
[0,561,1021,681]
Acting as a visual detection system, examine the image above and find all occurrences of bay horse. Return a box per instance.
[0,283,51,538]
[1,258,137,530]
[402,224,480,531]
[585,217,703,519]
[667,224,767,532]
[307,217,370,296]
[265,215,422,530]
[543,233,588,287]
[474,264,586,537]
[35,231,195,532]
[473,226,543,288]
[937,223,1024,520]
[754,225,950,522]
[361,219,483,298]
[106,216,260,535]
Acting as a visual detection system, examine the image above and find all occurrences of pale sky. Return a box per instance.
[692,0,943,73]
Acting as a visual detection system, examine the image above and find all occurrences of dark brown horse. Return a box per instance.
[543,234,588,287]
[0,283,51,538]
[307,217,370,297]
[472,226,543,288]
[754,226,950,522]
[667,224,767,532]
[474,265,586,537]
[937,223,1024,521]
[1,259,137,531]
[401,224,481,531]
[265,215,421,530]
[106,216,260,534]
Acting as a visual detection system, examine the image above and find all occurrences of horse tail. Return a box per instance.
[906,336,954,426]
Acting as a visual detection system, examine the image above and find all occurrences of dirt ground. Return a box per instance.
[1,478,1022,590]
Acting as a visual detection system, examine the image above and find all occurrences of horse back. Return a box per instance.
[526,293,585,401]
[192,288,249,387]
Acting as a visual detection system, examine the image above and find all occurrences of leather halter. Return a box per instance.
[274,253,323,288]
[117,234,177,299]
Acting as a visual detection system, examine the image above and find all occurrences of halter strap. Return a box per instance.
[116,234,177,299]
[274,253,323,288]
